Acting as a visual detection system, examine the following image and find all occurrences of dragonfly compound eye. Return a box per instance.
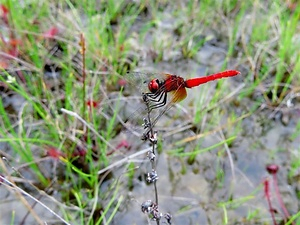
[148,79,160,93]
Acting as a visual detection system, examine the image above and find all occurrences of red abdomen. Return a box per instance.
[185,70,240,88]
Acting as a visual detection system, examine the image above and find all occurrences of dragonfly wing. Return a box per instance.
[170,87,187,103]
[126,71,171,94]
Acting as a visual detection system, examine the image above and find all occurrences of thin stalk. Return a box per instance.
[144,94,160,225]
[80,33,86,120]
[272,173,293,225]
[264,179,277,225]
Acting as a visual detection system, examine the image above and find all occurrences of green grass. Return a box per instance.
[0,0,299,224]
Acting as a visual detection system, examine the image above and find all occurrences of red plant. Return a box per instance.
[116,140,130,150]
[118,78,127,87]
[86,100,99,108]
[265,164,294,225]
[46,146,65,159]
[72,147,87,157]
[263,178,278,225]
[43,27,59,39]
[0,4,9,24]
[0,4,21,68]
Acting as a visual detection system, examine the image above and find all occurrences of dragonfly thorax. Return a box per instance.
[148,78,164,93]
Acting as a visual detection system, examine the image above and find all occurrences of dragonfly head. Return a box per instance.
[148,78,162,93]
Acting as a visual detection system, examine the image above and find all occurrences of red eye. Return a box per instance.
[148,79,160,93]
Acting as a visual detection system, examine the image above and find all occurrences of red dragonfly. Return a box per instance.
[142,70,240,110]
[126,70,240,138]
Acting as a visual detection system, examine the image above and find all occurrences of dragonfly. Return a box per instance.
[125,70,241,139]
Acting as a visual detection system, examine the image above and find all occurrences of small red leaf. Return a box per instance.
[0,5,9,14]
[9,39,22,47]
[46,146,64,159]
[116,140,130,149]
[43,27,59,38]
[0,4,9,24]
[86,100,99,108]
[8,47,19,57]
[72,147,87,157]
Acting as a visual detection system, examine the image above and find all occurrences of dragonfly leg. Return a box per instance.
[146,89,164,101]
[147,91,167,110]
[143,91,164,105]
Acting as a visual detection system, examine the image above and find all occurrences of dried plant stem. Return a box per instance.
[144,95,160,225]
[60,108,117,152]
[0,159,70,225]
[80,33,86,120]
